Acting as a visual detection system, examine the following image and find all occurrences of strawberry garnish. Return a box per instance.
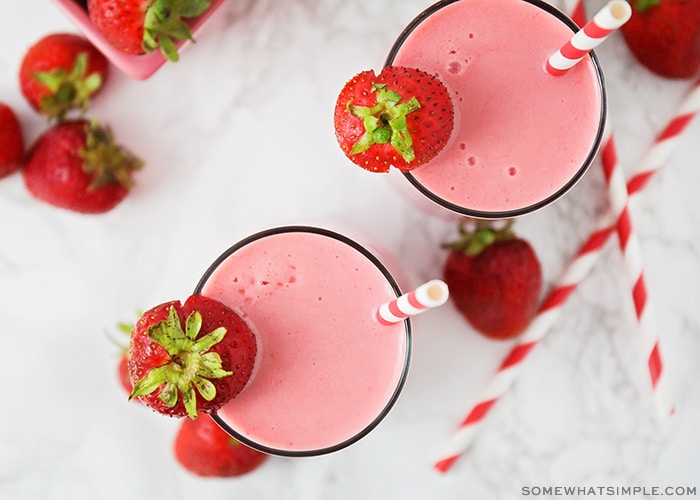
[0,103,24,179]
[87,0,211,62]
[442,221,543,340]
[334,66,454,173]
[128,295,257,419]
[22,119,143,214]
[19,33,108,121]
[174,415,269,477]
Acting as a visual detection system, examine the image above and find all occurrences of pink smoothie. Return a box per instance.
[196,227,410,455]
[388,0,605,218]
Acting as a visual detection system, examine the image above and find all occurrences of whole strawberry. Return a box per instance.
[108,317,138,394]
[128,295,257,419]
[620,0,700,79]
[442,221,542,340]
[118,354,132,393]
[0,103,24,178]
[19,33,108,121]
[174,415,269,477]
[334,66,454,173]
[87,0,211,61]
[22,120,143,214]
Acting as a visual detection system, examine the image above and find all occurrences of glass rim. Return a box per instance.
[384,0,608,220]
[193,225,413,457]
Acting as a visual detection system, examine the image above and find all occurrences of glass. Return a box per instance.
[193,226,412,457]
[385,0,607,219]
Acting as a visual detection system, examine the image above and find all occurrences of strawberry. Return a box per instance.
[442,221,542,340]
[22,119,143,214]
[128,295,257,419]
[108,317,138,394]
[620,0,700,79]
[87,0,211,62]
[118,354,132,393]
[174,415,269,477]
[0,103,24,178]
[19,33,108,121]
[334,66,454,173]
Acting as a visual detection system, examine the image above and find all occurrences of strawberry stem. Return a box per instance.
[32,53,102,122]
[443,219,516,256]
[143,0,211,62]
[79,121,144,190]
[348,82,421,163]
[632,0,661,12]
[129,306,232,419]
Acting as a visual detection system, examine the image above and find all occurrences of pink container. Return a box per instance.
[51,0,225,80]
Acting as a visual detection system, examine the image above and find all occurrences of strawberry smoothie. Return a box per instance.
[386,0,606,218]
[194,226,411,456]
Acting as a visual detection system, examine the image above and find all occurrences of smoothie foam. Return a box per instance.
[388,0,605,217]
[197,227,410,455]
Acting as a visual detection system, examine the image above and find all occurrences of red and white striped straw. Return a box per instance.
[433,220,615,473]
[377,279,449,325]
[546,0,632,76]
[600,127,675,418]
[433,78,700,474]
[627,80,700,195]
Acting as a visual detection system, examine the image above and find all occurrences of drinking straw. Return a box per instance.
[546,0,632,76]
[600,128,675,418]
[564,0,671,415]
[433,78,700,473]
[377,279,449,325]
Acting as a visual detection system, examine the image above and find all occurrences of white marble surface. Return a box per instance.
[1,1,699,499]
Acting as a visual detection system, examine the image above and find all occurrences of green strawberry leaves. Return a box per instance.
[129,305,232,419]
[79,121,144,190]
[443,220,516,256]
[32,53,102,122]
[143,0,211,61]
[632,0,661,12]
[348,83,422,163]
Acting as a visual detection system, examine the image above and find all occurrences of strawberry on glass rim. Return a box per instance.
[334,66,454,173]
[128,295,257,419]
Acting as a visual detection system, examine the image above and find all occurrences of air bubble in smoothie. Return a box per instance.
[447,61,463,74]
